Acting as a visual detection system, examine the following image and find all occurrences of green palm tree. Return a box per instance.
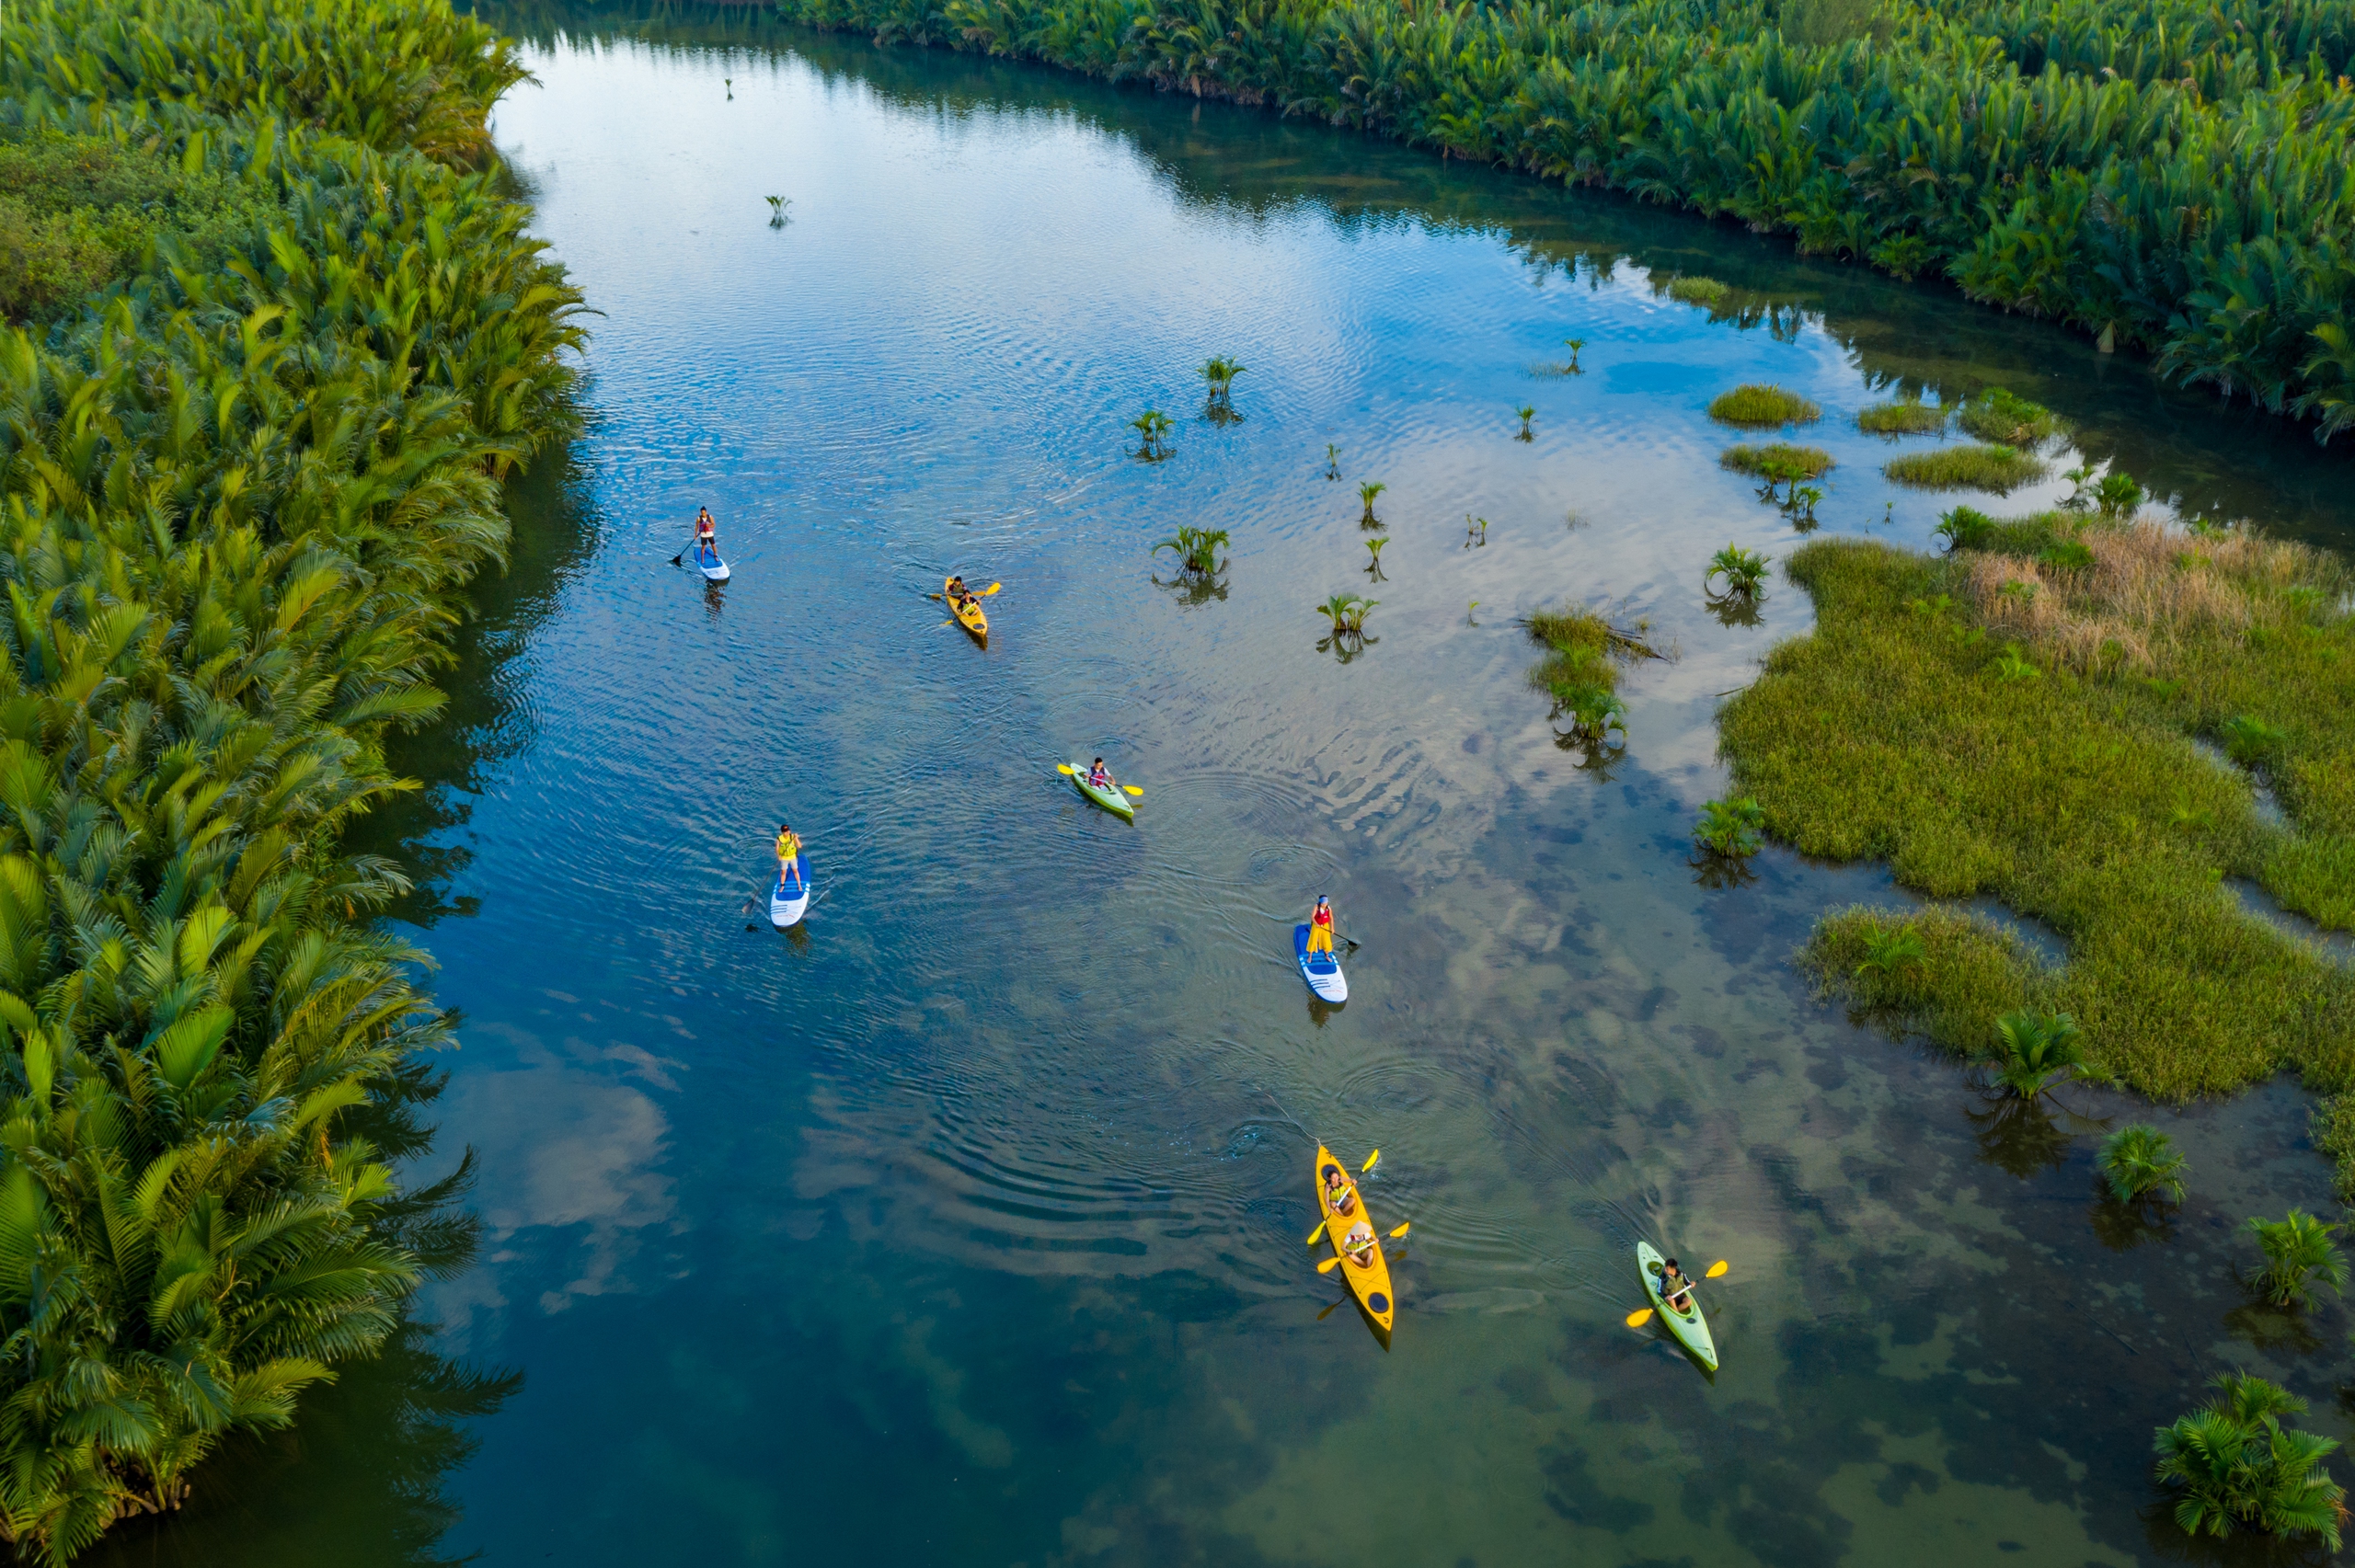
[1852,923,1925,982]
[2246,1209,2346,1308]
[2097,1125,2187,1203]
[1706,544,1769,598]
[2155,1375,2345,1549]
[1982,1010,2085,1097]
[1131,408,1173,459]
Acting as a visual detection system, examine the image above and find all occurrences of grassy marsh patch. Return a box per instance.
[1708,383,1821,427]
[1885,442,2049,492]
[1958,387,2062,447]
[1857,399,1948,436]
[1665,275,1730,307]
[1720,442,1833,480]
[1722,532,2355,1184]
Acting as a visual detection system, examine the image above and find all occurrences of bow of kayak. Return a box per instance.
[1637,1241,1717,1371]
[1294,923,1347,1002]
[1315,1144,1394,1338]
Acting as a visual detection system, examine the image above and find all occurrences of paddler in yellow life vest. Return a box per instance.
[1306,895,1337,956]
[1341,1219,1377,1268]
[775,821,802,883]
[1323,1164,1356,1217]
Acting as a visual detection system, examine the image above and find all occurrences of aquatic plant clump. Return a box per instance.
[1957,387,2062,447]
[776,0,2355,441]
[2097,1125,2186,1203]
[1707,383,1822,428]
[2154,1375,2345,1550]
[1884,443,2051,491]
[1719,443,1834,482]
[1523,604,1667,742]
[1856,399,1948,436]
[1731,532,2355,1188]
[0,0,591,1555]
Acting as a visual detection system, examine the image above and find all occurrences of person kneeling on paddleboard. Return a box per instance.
[1658,1257,1695,1313]
[1342,1220,1377,1268]
[775,821,801,880]
[1087,758,1112,790]
[1307,896,1337,956]
[1323,1165,1356,1216]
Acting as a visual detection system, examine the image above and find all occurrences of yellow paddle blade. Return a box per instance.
[1056,764,1077,774]
[1706,1260,1729,1278]
[1361,1150,1380,1173]
[1388,1221,1409,1238]
[1305,1220,1326,1245]
[1316,1255,1343,1273]
[1625,1308,1655,1328]
[1122,785,1143,796]
[983,582,1002,595]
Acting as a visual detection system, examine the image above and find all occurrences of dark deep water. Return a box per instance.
[93,9,2355,1566]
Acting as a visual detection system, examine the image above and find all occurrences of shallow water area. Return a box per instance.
[94,8,2355,1566]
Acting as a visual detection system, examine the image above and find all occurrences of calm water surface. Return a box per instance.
[100,11,2355,1567]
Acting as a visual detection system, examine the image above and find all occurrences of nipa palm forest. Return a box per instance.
[0,0,586,1560]
[770,0,2355,439]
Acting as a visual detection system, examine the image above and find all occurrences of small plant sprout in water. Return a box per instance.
[1693,796,1764,859]
[1515,404,1536,441]
[1363,535,1389,579]
[1314,592,1378,656]
[1358,481,1385,526]
[1467,600,1480,624]
[2096,470,2144,517]
[765,195,791,227]
[1463,514,1488,549]
[1199,356,1246,425]
[1152,525,1229,579]
[1706,544,1769,601]
[1881,500,1895,526]
[2246,1209,2346,1309]
[1563,338,1585,372]
[1788,484,1823,529]
[2155,1373,2347,1550]
[2097,1125,2186,1204]
[1131,408,1173,462]
[1326,442,1341,480]
[1979,1009,2085,1098]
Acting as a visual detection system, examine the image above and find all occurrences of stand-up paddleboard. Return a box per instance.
[692,542,730,581]
[1068,762,1134,821]
[946,577,986,640]
[1315,1144,1394,1337]
[1637,1242,1717,1371]
[769,853,810,928]
[1295,923,1347,1002]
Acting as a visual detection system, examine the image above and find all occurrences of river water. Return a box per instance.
[96,8,2355,1567]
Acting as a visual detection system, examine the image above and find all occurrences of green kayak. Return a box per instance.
[1637,1242,1717,1371]
[1069,761,1134,821]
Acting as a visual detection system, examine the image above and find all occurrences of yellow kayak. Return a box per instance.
[1315,1144,1395,1336]
[946,578,987,640]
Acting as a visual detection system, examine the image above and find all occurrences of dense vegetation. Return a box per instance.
[765,0,2355,440]
[0,0,585,1559]
[1722,517,2355,1185]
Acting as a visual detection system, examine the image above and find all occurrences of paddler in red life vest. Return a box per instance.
[694,506,718,561]
[1086,758,1112,790]
[1306,895,1337,956]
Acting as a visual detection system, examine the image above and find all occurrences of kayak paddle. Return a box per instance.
[1305,1219,1326,1244]
[1389,1221,1409,1238]
[1625,1261,1729,1326]
[1361,1150,1380,1173]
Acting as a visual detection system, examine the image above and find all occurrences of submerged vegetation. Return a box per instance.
[0,0,587,1556]
[777,0,2355,438]
[1883,442,2049,491]
[1524,604,1666,745]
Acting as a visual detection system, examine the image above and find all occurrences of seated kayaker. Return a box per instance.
[1306,895,1336,956]
[1342,1220,1376,1267]
[1087,757,1111,789]
[775,821,801,883]
[1657,1257,1694,1313]
[1323,1165,1355,1216]
[946,575,969,599]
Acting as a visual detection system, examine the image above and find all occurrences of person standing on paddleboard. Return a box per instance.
[1306,895,1337,956]
[775,821,801,882]
[694,507,718,562]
